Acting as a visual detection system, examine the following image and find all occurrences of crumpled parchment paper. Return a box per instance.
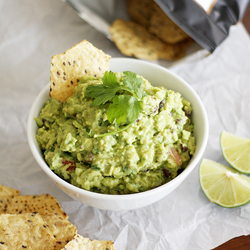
[1,0,250,249]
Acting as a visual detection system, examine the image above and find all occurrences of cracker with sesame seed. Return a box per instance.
[126,0,190,45]
[0,213,57,250]
[0,184,20,196]
[62,234,115,250]
[0,194,77,250]
[49,40,111,103]
[149,2,189,44]
[0,194,68,219]
[126,0,153,27]
[42,215,77,250]
[109,19,189,61]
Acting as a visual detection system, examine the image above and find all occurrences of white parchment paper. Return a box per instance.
[1,0,250,249]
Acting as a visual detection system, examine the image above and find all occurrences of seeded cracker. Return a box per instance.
[42,215,77,250]
[0,194,68,219]
[49,40,111,103]
[127,0,153,27]
[0,213,57,250]
[149,2,189,44]
[0,196,13,213]
[126,0,189,44]
[62,234,115,250]
[109,19,187,60]
[0,193,77,250]
[0,184,20,196]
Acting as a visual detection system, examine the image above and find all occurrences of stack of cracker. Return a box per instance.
[0,184,115,250]
[0,184,76,250]
[110,0,193,61]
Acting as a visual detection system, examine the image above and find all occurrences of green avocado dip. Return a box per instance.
[35,71,195,194]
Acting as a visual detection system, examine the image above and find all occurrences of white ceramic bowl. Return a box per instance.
[27,58,208,211]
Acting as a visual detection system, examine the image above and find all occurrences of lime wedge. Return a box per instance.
[220,131,250,174]
[199,159,250,208]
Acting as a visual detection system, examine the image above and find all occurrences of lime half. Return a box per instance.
[199,159,250,208]
[220,131,250,174]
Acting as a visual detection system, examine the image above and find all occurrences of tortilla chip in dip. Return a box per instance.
[49,40,111,103]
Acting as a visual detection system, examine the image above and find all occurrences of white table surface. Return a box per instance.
[1,0,250,249]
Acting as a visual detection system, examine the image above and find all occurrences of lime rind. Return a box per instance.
[199,159,250,208]
[220,131,250,174]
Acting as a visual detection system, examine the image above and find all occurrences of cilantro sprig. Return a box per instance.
[86,71,146,137]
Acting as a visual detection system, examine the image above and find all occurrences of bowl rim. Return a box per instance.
[27,57,209,201]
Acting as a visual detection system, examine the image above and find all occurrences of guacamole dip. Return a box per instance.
[35,72,195,194]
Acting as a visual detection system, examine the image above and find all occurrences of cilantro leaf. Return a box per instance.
[107,95,129,125]
[86,84,120,106]
[107,95,142,125]
[86,71,121,106]
[122,71,146,100]
[102,71,119,86]
[127,98,143,123]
